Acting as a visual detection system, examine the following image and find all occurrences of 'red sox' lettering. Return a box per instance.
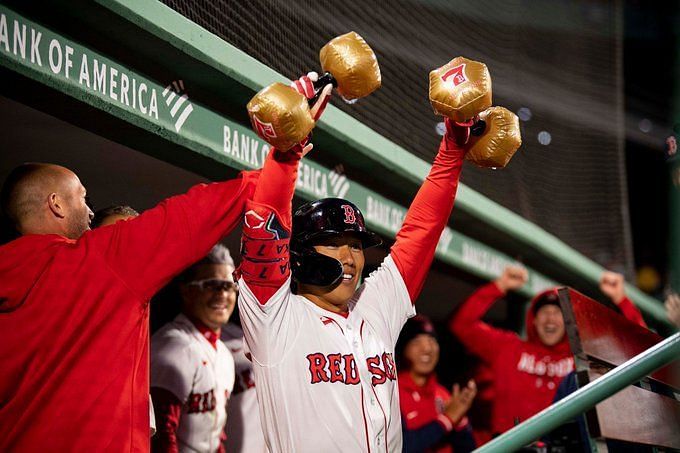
[306,352,396,385]
[187,389,217,413]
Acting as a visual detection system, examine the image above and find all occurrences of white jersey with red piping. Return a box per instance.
[151,314,235,452]
[238,254,415,453]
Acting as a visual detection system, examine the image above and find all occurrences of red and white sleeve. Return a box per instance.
[237,147,300,304]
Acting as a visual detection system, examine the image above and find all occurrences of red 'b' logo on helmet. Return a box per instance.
[341,205,356,224]
[441,64,467,87]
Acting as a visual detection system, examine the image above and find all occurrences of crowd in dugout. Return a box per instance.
[1,71,678,453]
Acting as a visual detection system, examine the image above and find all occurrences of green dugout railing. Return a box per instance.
[0,0,670,326]
[474,332,680,452]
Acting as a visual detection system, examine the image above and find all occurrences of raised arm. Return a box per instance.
[238,147,302,304]
[390,118,468,302]
[238,75,332,304]
[600,271,648,328]
[449,266,526,363]
[87,171,259,302]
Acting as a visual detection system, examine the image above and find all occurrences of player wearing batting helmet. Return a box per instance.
[234,73,473,452]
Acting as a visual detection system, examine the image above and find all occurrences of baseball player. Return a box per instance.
[235,73,472,452]
[151,244,237,452]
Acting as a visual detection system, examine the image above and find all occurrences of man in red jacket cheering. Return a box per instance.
[449,265,646,437]
[0,163,257,451]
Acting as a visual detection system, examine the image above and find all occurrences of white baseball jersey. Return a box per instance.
[151,314,235,452]
[238,255,415,453]
[221,322,268,453]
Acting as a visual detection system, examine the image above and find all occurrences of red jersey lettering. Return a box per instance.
[187,390,216,414]
[382,352,396,381]
[367,356,387,385]
[306,353,395,386]
[307,353,330,383]
[344,354,360,385]
[328,353,344,383]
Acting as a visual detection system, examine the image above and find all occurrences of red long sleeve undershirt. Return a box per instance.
[243,126,466,306]
[241,148,300,303]
[617,297,647,328]
[391,130,466,302]
[150,386,226,453]
[251,148,300,232]
[150,387,182,453]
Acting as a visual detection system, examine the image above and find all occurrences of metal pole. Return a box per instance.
[474,333,680,453]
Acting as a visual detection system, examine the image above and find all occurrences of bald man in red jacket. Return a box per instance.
[0,163,258,452]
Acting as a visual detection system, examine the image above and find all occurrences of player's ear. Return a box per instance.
[47,192,66,219]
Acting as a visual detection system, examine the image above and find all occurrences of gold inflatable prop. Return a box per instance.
[465,107,522,168]
[247,31,381,151]
[246,83,315,152]
[319,31,381,101]
[429,57,491,123]
[429,57,521,168]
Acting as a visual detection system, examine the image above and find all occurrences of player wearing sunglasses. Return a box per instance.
[151,244,238,452]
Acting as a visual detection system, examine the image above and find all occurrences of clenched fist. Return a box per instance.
[495,265,528,293]
[599,271,626,305]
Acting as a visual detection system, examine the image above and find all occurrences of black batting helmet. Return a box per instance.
[291,198,382,286]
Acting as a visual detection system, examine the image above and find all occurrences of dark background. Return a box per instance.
[624,0,676,296]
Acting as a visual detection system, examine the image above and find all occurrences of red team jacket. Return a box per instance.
[399,371,469,453]
[0,173,257,452]
[450,283,647,436]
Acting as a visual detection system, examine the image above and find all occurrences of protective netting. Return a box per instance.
[160,0,633,275]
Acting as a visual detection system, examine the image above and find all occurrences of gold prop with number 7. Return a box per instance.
[429,56,521,168]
